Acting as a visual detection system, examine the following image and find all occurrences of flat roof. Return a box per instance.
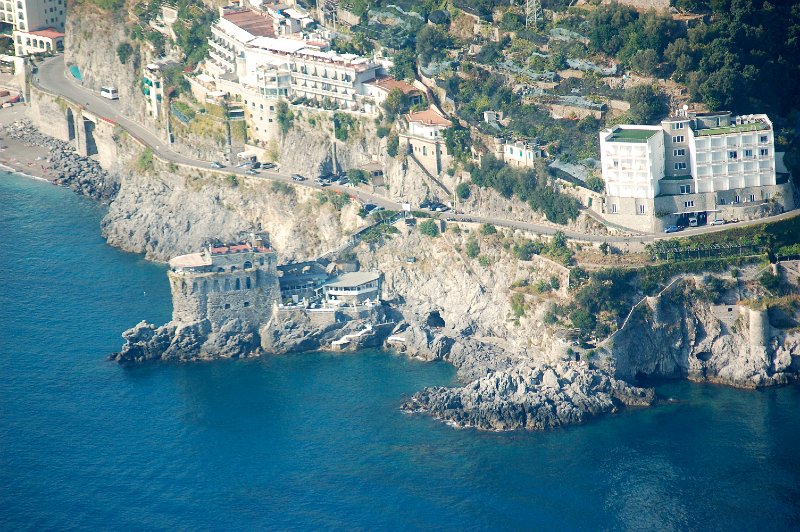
[169,252,211,269]
[607,128,659,143]
[223,10,276,38]
[694,121,769,136]
[365,75,420,95]
[325,271,381,288]
[406,108,452,127]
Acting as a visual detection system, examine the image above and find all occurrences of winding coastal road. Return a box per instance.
[32,55,800,244]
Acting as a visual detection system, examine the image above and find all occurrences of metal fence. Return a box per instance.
[649,243,767,261]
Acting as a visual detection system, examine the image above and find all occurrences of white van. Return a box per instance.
[100,86,119,100]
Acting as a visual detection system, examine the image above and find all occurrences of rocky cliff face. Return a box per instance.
[604,281,800,388]
[100,131,364,262]
[65,3,155,128]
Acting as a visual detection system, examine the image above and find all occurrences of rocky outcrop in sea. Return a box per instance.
[402,362,654,431]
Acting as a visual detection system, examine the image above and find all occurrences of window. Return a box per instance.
[760,135,768,143]
[760,148,769,156]
[671,122,685,130]
[613,160,619,168]
[243,301,250,307]
[744,149,753,158]
[764,192,771,200]
[684,200,694,208]
[734,195,740,203]
[672,135,685,143]
[224,303,231,309]
[748,194,755,202]
[610,204,618,214]
[718,197,726,205]
[638,204,646,215]
[675,162,687,170]
[673,148,686,157]
[728,151,737,159]
[680,184,691,194]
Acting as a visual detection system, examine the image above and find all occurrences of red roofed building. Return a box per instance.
[401,108,453,176]
[363,75,424,108]
[13,27,64,56]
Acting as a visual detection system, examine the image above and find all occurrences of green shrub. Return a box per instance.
[387,134,400,157]
[510,292,525,318]
[135,148,154,172]
[419,219,440,237]
[376,126,391,138]
[478,255,492,267]
[466,236,480,258]
[116,42,134,64]
[480,223,497,236]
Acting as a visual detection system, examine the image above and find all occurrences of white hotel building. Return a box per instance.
[599,111,793,232]
[0,0,65,56]
[205,4,385,113]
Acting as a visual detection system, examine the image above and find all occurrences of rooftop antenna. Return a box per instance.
[526,0,543,28]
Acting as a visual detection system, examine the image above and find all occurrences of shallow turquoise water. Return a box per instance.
[2,172,800,530]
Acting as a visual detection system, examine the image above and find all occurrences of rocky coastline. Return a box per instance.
[3,119,119,202]
[9,111,800,433]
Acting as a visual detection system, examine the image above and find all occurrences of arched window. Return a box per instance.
[243,261,253,269]
[245,277,251,289]
[224,279,231,291]
[217,267,224,272]
[235,278,241,290]
[230,265,237,272]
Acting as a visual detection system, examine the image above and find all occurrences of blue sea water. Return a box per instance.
[2,172,800,530]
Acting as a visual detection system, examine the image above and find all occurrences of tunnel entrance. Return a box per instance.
[426,311,445,328]
[83,118,97,156]
[66,108,75,141]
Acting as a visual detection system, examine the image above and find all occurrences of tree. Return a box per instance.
[585,176,605,193]
[626,84,667,124]
[570,308,596,334]
[416,26,450,66]
[391,49,417,81]
[116,42,133,65]
[382,89,407,120]
[443,126,471,162]
[347,169,369,186]
[419,219,440,237]
[456,182,471,200]
[276,101,294,135]
[630,48,659,76]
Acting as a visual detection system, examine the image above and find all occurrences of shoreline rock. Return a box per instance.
[4,119,119,202]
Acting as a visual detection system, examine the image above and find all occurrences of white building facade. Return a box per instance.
[599,111,792,232]
[4,0,66,56]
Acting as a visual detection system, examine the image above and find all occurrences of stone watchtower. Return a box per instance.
[167,233,280,330]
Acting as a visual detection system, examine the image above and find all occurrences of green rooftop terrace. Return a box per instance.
[694,121,769,136]
[607,128,659,143]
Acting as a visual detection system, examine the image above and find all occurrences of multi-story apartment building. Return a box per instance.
[3,0,66,56]
[599,111,792,232]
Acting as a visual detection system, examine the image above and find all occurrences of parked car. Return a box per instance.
[711,219,726,226]
[664,225,682,234]
[291,173,306,181]
[688,217,699,227]
[245,169,259,175]
[261,162,276,170]
[210,162,225,169]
